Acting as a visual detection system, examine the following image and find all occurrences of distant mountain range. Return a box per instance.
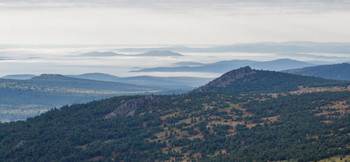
[4,60,350,122]
[1,74,36,80]
[78,51,124,57]
[69,73,212,89]
[173,61,205,66]
[78,50,183,57]
[132,58,314,73]
[284,63,350,81]
[0,74,169,122]
[139,50,183,56]
[0,57,9,60]
[119,41,350,53]
[2,73,212,89]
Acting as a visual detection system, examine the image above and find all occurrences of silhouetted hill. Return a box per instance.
[70,73,212,88]
[284,63,350,81]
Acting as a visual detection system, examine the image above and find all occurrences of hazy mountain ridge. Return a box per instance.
[284,63,350,81]
[78,51,124,57]
[132,58,314,73]
[2,73,213,89]
[139,50,183,56]
[0,75,167,122]
[119,41,350,53]
[69,73,212,89]
[28,74,158,90]
[173,61,204,66]
[1,74,36,80]
[77,50,183,57]
[251,58,314,71]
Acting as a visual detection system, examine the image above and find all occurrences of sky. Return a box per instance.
[1,0,350,77]
[1,0,350,45]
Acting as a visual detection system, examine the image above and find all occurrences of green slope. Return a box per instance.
[0,91,349,161]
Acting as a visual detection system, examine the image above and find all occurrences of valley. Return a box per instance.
[2,1,350,161]
[1,67,349,161]
[0,74,168,122]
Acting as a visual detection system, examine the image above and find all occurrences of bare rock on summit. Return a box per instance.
[201,66,256,89]
[104,95,160,119]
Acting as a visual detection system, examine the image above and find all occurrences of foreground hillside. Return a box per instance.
[0,74,167,122]
[1,67,350,161]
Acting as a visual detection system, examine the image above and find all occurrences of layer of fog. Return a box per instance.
[1,45,350,77]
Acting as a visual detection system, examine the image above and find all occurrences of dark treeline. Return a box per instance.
[0,91,349,161]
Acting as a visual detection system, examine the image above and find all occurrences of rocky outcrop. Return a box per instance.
[104,95,160,119]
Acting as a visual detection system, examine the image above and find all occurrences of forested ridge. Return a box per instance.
[1,68,350,161]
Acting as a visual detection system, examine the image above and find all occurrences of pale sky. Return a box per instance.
[0,0,350,45]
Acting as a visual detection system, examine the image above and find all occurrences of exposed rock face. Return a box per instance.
[14,140,26,149]
[198,66,256,91]
[104,95,160,119]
